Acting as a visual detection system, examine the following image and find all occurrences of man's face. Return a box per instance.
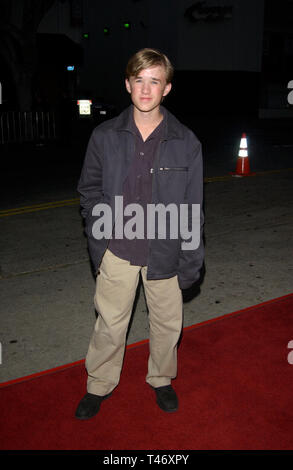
[125,65,172,114]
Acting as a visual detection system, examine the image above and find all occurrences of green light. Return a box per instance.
[103,27,109,34]
[124,22,130,29]
[83,33,89,39]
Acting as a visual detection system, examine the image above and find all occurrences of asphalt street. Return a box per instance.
[0,114,292,383]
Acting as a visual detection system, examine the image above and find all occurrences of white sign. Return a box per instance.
[77,99,92,115]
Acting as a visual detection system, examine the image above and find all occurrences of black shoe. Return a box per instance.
[153,385,178,412]
[75,392,111,420]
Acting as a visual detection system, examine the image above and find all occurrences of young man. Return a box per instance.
[75,48,204,419]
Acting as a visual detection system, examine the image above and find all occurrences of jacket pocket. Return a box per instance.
[151,166,188,204]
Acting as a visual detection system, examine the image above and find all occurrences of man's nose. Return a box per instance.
[141,82,150,94]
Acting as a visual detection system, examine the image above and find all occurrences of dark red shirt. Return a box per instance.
[108,109,164,266]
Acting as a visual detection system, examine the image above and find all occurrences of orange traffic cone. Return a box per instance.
[230,133,255,177]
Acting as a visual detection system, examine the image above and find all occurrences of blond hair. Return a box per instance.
[126,48,174,83]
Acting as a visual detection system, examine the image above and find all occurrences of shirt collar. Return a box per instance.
[114,104,184,141]
[129,106,165,141]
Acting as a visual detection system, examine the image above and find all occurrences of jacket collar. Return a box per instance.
[113,105,185,141]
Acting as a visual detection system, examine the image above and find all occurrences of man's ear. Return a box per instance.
[163,82,172,97]
[125,78,131,94]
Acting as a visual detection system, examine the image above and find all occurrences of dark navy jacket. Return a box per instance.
[77,105,204,289]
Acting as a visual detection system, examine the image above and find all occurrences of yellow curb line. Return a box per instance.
[0,259,89,280]
[0,198,79,217]
[1,168,293,218]
[204,167,293,183]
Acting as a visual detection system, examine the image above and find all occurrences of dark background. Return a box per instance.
[1,2,293,113]
[0,0,293,178]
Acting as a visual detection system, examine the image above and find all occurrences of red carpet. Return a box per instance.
[1,293,293,450]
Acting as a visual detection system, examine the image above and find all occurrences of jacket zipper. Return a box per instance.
[150,166,188,173]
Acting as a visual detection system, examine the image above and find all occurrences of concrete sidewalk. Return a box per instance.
[1,165,292,383]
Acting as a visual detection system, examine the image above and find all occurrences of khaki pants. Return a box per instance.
[85,249,183,395]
